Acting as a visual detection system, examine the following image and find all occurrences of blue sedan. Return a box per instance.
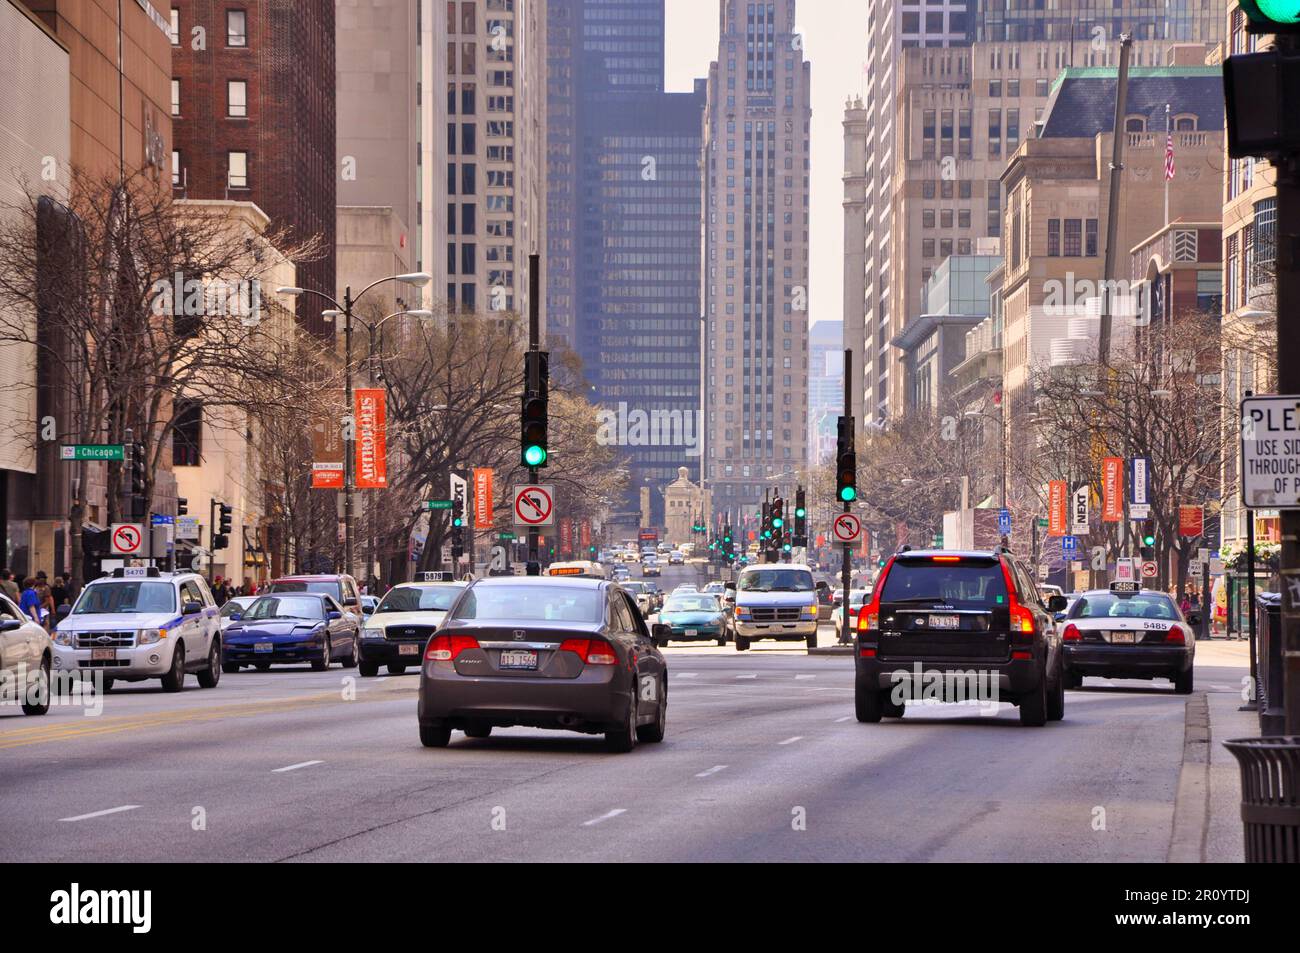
[654,593,728,646]
[222,593,359,672]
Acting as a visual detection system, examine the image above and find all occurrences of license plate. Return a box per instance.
[499,649,538,670]
[685,629,698,637]
[928,615,960,629]
[1110,631,1137,644]
[90,648,116,661]
[398,643,420,656]
[255,642,274,653]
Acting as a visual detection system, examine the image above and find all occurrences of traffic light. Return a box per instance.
[1239,0,1300,31]
[1139,518,1156,562]
[212,502,233,550]
[771,497,784,531]
[760,501,771,539]
[794,487,807,545]
[521,350,549,468]
[128,441,148,520]
[835,416,857,503]
[451,494,465,558]
[176,497,188,517]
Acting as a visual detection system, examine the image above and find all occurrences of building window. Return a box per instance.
[1047,219,1060,256]
[1063,219,1082,257]
[226,10,248,47]
[169,8,180,45]
[172,150,181,187]
[173,400,202,467]
[227,80,247,118]
[171,79,180,116]
[228,151,248,189]
[1085,218,1099,257]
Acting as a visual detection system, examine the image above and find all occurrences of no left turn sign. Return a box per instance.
[512,484,555,527]
[111,523,145,555]
[830,512,863,544]
[1141,560,1158,579]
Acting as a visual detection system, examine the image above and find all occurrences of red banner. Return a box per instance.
[1102,457,1124,522]
[1048,481,1068,536]
[1179,505,1205,537]
[559,518,573,556]
[473,468,494,529]
[354,388,388,489]
[580,519,591,552]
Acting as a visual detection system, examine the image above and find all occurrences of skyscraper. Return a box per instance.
[701,0,812,514]
[547,0,704,527]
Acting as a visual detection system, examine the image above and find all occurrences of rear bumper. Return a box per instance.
[1063,643,1191,677]
[418,663,631,731]
[857,653,1041,698]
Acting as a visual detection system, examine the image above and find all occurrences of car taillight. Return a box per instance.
[858,557,893,633]
[559,638,617,665]
[1062,623,1081,641]
[425,634,479,661]
[1165,627,1186,645]
[999,558,1036,642]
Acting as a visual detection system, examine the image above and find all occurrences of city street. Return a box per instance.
[0,621,1250,863]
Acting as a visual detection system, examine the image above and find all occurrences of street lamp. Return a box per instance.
[276,272,432,578]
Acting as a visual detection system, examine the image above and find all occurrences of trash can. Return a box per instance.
[1256,593,1286,736]
[1223,737,1300,863]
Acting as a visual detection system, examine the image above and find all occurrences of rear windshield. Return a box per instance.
[880,559,1009,608]
[449,586,603,624]
[269,580,342,600]
[376,586,465,613]
[737,568,814,592]
[1069,593,1179,621]
[74,582,176,615]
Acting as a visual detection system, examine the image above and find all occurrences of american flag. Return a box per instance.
[1164,132,1176,181]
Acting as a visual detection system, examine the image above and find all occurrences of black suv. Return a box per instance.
[854,549,1068,727]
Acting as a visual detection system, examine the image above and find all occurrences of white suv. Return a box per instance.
[52,567,221,692]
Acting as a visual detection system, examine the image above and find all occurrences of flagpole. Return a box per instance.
[1163,103,1170,228]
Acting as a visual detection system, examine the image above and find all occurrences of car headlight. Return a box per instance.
[363,628,385,640]
[735,607,751,619]
[138,628,166,645]
[54,630,74,646]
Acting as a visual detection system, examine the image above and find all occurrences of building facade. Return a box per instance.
[701,0,812,515]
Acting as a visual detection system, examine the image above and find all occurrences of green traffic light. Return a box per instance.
[772,517,783,528]
[795,507,806,518]
[840,486,856,502]
[1143,534,1155,546]
[783,543,792,552]
[524,445,547,467]
[453,517,463,527]
[1255,0,1300,24]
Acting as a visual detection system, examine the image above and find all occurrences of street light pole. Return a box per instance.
[342,286,355,579]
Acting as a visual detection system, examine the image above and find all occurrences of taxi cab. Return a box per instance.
[1060,582,1196,693]
[51,567,221,692]
[359,573,468,676]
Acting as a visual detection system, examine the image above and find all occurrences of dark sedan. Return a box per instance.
[222,593,359,672]
[417,577,668,752]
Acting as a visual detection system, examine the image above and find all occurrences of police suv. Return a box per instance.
[52,567,222,692]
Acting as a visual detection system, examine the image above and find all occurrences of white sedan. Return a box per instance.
[1,592,52,715]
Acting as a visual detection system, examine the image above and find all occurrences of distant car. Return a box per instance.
[1060,585,1196,693]
[668,551,684,565]
[360,595,380,618]
[219,596,258,633]
[222,593,359,672]
[672,584,698,595]
[702,581,726,596]
[1,592,52,715]
[729,563,821,651]
[830,589,871,639]
[655,593,727,646]
[641,557,661,577]
[417,576,668,752]
[265,574,363,621]
[611,565,631,582]
[359,581,468,676]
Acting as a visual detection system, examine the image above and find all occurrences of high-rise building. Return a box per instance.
[974,0,1222,42]
[807,320,843,465]
[547,0,704,527]
[701,0,812,513]
[171,1,336,336]
[433,0,547,319]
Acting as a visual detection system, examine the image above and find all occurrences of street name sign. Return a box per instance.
[423,500,453,511]
[60,444,124,462]
[1241,395,1300,508]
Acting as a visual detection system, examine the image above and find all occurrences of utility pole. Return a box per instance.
[342,285,356,579]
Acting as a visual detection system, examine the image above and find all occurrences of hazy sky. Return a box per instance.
[664,0,870,333]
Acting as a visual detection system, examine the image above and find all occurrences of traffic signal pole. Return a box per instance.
[1276,89,1300,734]
[526,253,541,577]
[841,349,854,648]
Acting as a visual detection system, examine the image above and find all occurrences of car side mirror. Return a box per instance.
[228,611,242,622]
[183,601,203,616]
[328,610,343,620]
[1048,595,1068,613]
[1,618,22,632]
[652,622,671,641]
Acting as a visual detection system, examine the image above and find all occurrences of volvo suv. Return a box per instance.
[854,549,1067,726]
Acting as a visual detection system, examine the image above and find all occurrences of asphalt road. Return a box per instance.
[0,612,1250,862]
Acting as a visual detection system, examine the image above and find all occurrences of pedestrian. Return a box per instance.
[51,573,68,609]
[19,576,42,625]
[1179,592,1191,616]
[34,572,56,629]
[0,569,19,603]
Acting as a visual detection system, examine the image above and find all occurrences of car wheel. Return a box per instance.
[1046,661,1065,721]
[419,723,451,748]
[855,682,882,723]
[97,676,115,693]
[1019,672,1048,726]
[604,692,637,753]
[254,662,271,672]
[311,640,330,672]
[881,691,905,719]
[359,661,379,677]
[221,662,241,674]
[160,643,186,693]
[734,633,750,651]
[341,638,359,669]
[387,663,407,675]
[1063,668,1083,690]
[22,656,51,716]
[464,722,492,739]
[197,638,221,689]
[1174,667,1194,695]
[636,678,667,743]
[805,632,817,651]
[716,634,727,647]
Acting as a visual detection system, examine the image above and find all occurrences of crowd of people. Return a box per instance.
[1,568,74,631]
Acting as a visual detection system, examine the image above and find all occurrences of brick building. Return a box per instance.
[170,1,336,336]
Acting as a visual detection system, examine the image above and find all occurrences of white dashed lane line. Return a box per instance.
[777,736,804,746]
[795,674,816,680]
[582,809,627,827]
[735,674,757,680]
[272,760,324,774]
[695,765,729,778]
[834,716,853,723]
[59,805,141,823]
[674,672,698,678]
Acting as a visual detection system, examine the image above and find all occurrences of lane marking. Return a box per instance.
[674,672,698,678]
[834,716,853,722]
[60,805,140,822]
[778,735,804,745]
[272,760,324,773]
[735,673,757,680]
[795,674,817,680]
[582,808,627,827]
[695,765,729,778]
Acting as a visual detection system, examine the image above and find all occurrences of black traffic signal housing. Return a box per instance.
[760,501,771,541]
[1140,518,1156,561]
[521,350,549,468]
[451,494,465,558]
[794,487,807,546]
[213,502,233,550]
[128,441,148,520]
[771,497,784,547]
[836,416,857,503]
[177,497,188,517]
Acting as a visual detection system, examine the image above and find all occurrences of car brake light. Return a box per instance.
[858,556,894,633]
[999,559,1036,641]
[425,634,479,661]
[1165,628,1186,645]
[931,555,961,562]
[1011,650,1033,660]
[859,647,876,657]
[559,638,617,665]
[1062,623,1081,641]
